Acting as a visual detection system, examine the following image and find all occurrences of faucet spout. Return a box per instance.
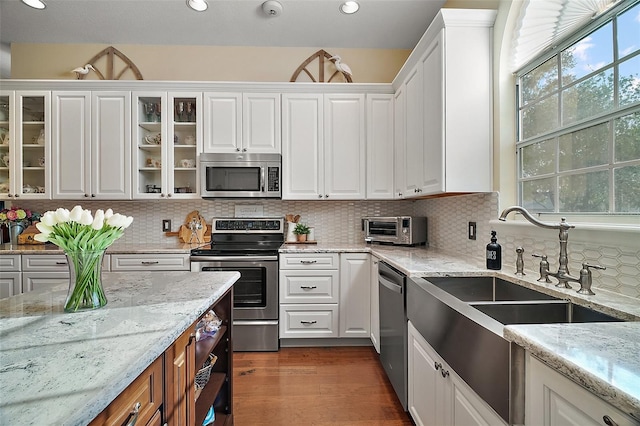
[498,206,574,231]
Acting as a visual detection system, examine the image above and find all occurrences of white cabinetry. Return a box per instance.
[393,87,406,199]
[370,255,380,353]
[52,91,131,199]
[110,253,190,271]
[21,254,69,293]
[394,9,495,197]
[282,93,365,200]
[0,254,21,298]
[0,91,51,200]
[203,92,280,154]
[133,92,201,199]
[339,253,370,338]
[525,354,639,426]
[366,94,394,199]
[408,320,506,426]
[279,253,340,338]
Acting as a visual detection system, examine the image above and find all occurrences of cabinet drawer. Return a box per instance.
[90,356,163,426]
[0,254,21,272]
[23,272,69,293]
[280,304,339,338]
[280,270,339,303]
[280,253,338,270]
[22,254,68,271]
[110,254,190,271]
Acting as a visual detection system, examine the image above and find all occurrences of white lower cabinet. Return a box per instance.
[279,252,371,341]
[525,354,639,426]
[370,255,380,353]
[408,320,506,426]
[0,254,21,298]
[21,254,69,292]
[110,253,190,271]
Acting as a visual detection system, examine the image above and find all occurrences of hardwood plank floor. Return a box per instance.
[233,346,413,426]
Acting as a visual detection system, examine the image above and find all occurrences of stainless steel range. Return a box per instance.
[190,217,284,351]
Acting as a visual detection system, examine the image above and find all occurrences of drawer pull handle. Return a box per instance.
[300,260,317,264]
[300,286,317,290]
[300,320,317,325]
[141,261,159,265]
[55,261,68,265]
[124,402,141,426]
[603,415,618,426]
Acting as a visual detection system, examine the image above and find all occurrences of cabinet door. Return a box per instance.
[408,321,450,426]
[243,93,281,153]
[324,94,365,200]
[52,91,91,199]
[281,93,323,199]
[451,370,507,426]
[366,94,394,199]
[526,354,639,426]
[370,256,380,353]
[169,92,201,199]
[13,91,50,200]
[0,272,21,298]
[92,91,131,199]
[420,30,445,195]
[403,66,423,196]
[165,327,195,426]
[393,87,406,199]
[339,253,370,338]
[0,91,13,199]
[202,92,241,153]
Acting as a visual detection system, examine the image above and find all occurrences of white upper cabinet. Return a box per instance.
[366,94,395,199]
[203,92,280,154]
[282,93,365,200]
[52,91,131,200]
[395,9,496,197]
[393,87,406,199]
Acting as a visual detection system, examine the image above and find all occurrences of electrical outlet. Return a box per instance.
[162,219,171,232]
[468,222,477,240]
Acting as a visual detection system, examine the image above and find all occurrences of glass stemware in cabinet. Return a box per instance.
[20,95,47,196]
[137,96,164,197]
[0,95,10,196]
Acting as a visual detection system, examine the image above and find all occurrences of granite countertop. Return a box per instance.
[0,241,207,255]
[280,242,640,419]
[0,270,239,426]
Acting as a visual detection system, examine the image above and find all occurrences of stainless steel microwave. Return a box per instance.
[200,153,281,199]
[363,216,428,246]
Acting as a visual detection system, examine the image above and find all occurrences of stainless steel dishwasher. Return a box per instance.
[378,261,408,410]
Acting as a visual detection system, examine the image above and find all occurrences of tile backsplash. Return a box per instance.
[17,192,640,299]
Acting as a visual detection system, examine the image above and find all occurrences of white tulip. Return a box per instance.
[106,213,124,228]
[92,210,105,230]
[69,205,84,222]
[34,233,50,242]
[41,211,57,227]
[104,208,114,220]
[36,222,53,235]
[123,216,134,228]
[54,208,70,223]
[79,210,93,226]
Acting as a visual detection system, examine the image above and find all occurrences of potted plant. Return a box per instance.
[293,223,310,242]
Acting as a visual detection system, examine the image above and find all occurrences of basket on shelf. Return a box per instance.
[195,353,218,391]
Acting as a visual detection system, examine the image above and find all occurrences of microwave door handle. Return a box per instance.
[261,166,265,192]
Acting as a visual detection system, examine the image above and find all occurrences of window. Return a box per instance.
[516,1,640,215]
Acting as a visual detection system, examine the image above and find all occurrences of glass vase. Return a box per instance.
[64,249,107,312]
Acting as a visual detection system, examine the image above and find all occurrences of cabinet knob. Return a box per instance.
[441,369,450,378]
[13,194,19,198]
[167,193,172,197]
[325,194,329,198]
[318,194,323,198]
[8,193,13,198]
[84,193,89,197]
[236,148,240,152]
[161,193,165,197]
[91,194,96,198]
[434,362,442,371]
[242,148,247,152]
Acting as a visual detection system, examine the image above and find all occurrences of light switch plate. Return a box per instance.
[162,219,171,232]
[468,222,477,240]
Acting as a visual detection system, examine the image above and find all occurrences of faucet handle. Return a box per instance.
[532,253,552,283]
[577,263,606,295]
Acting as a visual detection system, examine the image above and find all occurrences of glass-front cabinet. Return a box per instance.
[133,92,201,199]
[0,91,50,200]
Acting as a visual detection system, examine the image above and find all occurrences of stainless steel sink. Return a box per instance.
[427,276,558,302]
[470,300,621,324]
[407,276,625,425]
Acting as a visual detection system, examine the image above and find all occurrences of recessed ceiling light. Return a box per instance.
[187,0,208,12]
[21,0,46,10]
[340,1,359,14]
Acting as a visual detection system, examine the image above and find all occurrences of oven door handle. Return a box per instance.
[191,255,279,262]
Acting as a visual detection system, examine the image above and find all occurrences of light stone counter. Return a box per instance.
[280,242,640,419]
[504,323,640,421]
[0,270,239,426]
[0,241,207,254]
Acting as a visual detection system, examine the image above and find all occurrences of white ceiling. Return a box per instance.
[0,0,447,50]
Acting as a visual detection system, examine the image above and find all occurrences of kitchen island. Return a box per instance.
[0,270,239,425]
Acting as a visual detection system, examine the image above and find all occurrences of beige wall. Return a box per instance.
[10,43,410,83]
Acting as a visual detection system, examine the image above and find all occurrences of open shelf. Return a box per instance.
[195,325,227,368]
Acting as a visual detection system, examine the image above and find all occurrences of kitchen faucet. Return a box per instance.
[498,206,605,295]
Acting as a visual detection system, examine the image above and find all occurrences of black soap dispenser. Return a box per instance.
[486,230,502,270]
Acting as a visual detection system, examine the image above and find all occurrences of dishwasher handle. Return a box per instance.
[379,274,403,294]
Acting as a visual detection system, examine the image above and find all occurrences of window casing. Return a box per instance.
[516,0,640,216]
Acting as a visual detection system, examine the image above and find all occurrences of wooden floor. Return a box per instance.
[233,346,413,426]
